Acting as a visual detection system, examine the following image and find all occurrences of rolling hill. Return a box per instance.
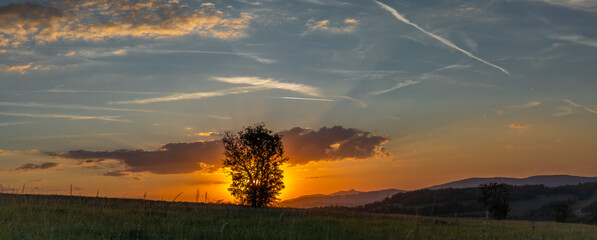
[280,189,403,208]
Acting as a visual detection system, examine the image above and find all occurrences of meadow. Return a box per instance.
[1,193,596,239]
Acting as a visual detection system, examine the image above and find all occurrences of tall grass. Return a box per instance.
[1,193,596,239]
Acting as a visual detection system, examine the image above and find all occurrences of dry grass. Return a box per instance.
[1,193,596,239]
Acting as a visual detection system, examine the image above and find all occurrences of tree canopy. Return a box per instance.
[222,123,288,207]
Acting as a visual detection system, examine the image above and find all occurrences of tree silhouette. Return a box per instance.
[554,201,570,222]
[222,123,288,207]
[478,182,510,220]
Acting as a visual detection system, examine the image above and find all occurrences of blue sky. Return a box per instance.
[1,0,596,201]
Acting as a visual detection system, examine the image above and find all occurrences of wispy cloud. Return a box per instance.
[495,100,541,115]
[371,65,468,95]
[553,35,597,48]
[274,97,334,102]
[371,80,420,95]
[139,49,277,64]
[375,1,510,75]
[111,87,258,104]
[43,89,168,95]
[336,96,367,108]
[113,77,322,104]
[507,101,542,109]
[563,99,597,114]
[0,112,128,122]
[533,0,597,12]
[213,77,322,96]
[0,102,153,112]
[0,121,33,127]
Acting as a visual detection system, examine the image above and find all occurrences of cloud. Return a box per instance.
[305,18,358,34]
[0,112,128,122]
[103,170,130,177]
[507,101,542,109]
[553,99,597,117]
[139,49,277,64]
[14,162,60,171]
[44,89,168,95]
[114,77,322,104]
[112,86,258,104]
[495,100,541,115]
[553,35,597,48]
[47,140,224,174]
[0,62,54,74]
[274,97,334,102]
[0,101,153,112]
[197,132,220,137]
[554,106,574,116]
[371,65,468,95]
[0,1,252,48]
[509,123,525,129]
[0,121,33,127]
[371,79,421,95]
[279,126,389,165]
[375,1,510,75]
[563,99,597,115]
[213,77,321,96]
[532,0,597,12]
[47,126,389,174]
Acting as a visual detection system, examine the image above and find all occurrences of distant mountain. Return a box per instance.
[427,175,597,190]
[281,189,403,208]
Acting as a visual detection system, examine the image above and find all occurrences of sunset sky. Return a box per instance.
[1,0,596,202]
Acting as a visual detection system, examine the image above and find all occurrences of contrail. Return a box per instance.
[375,1,510,76]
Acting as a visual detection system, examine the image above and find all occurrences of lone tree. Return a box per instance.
[478,182,510,220]
[222,123,288,207]
[554,201,570,222]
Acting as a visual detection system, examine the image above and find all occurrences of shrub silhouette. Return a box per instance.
[222,123,288,207]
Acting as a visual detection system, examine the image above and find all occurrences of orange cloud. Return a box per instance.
[0,1,253,48]
[305,18,358,34]
[509,123,525,129]
[197,132,219,137]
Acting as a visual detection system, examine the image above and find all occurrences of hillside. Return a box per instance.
[281,189,403,208]
[427,175,597,190]
[357,182,597,223]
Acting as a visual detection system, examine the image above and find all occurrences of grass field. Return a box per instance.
[1,193,596,239]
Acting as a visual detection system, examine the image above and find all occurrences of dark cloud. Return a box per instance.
[14,162,60,171]
[103,170,130,177]
[47,126,389,174]
[280,126,389,165]
[49,141,223,174]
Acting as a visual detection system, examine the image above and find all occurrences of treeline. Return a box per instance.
[345,182,597,223]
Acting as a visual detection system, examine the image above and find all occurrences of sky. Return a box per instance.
[1,0,597,202]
